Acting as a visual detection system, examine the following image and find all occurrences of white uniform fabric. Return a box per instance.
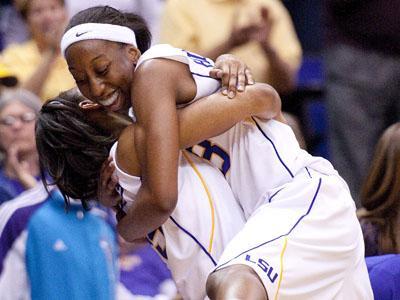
[110,145,245,300]
[136,44,220,106]
[131,45,373,299]
[192,119,373,299]
[190,118,338,219]
[215,169,372,300]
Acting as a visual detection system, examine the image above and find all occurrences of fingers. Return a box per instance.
[210,54,255,98]
[98,157,121,207]
[209,68,222,80]
[260,6,270,20]
[100,157,114,189]
[227,64,239,98]
[219,64,231,96]
[6,143,18,159]
[245,68,255,86]
[236,66,249,92]
[219,64,253,98]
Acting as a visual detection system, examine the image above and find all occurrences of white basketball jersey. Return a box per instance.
[136,44,220,105]
[133,45,372,299]
[110,144,245,300]
[189,118,339,219]
[136,44,340,218]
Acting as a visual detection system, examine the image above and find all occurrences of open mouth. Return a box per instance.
[99,91,119,107]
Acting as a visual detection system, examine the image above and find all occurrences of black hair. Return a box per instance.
[65,5,152,54]
[35,89,117,209]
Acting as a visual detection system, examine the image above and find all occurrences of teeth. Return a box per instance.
[99,92,118,106]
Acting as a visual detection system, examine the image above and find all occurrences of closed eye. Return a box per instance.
[97,65,109,76]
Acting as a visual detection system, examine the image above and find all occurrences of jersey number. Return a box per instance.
[183,50,214,68]
[187,140,231,176]
[147,227,168,260]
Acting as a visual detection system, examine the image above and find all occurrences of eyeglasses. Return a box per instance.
[0,112,36,126]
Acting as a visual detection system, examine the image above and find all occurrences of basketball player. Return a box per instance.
[60,6,255,245]
[36,83,279,299]
[59,6,372,299]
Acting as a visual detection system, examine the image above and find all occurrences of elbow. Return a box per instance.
[154,194,178,215]
[149,186,178,215]
[251,83,282,119]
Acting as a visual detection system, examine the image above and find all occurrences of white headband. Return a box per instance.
[60,23,137,57]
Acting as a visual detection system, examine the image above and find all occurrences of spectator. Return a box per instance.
[324,0,400,205]
[0,0,75,102]
[0,88,41,205]
[160,0,302,95]
[0,184,120,300]
[366,254,400,300]
[159,0,307,148]
[358,122,400,256]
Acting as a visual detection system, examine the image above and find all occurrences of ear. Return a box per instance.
[125,45,141,64]
[79,100,102,111]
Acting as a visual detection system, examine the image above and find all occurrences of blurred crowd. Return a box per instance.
[0,0,399,299]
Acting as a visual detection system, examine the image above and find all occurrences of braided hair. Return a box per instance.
[35,89,117,208]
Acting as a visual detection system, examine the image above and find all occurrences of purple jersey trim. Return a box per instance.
[0,197,47,273]
[216,178,322,270]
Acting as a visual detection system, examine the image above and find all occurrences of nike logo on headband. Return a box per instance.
[75,31,90,37]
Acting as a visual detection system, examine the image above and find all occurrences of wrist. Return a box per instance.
[42,48,59,63]
[261,42,275,56]
[18,172,38,189]
[225,38,237,51]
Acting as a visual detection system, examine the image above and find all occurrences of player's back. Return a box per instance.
[110,144,245,300]
[189,117,339,219]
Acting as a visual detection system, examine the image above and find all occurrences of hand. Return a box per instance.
[250,7,273,51]
[7,143,37,189]
[210,54,255,99]
[97,157,122,207]
[42,19,67,55]
[225,8,257,49]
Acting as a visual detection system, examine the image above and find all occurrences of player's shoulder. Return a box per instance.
[137,44,185,66]
[134,45,191,87]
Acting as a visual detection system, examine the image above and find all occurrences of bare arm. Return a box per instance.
[21,50,58,97]
[178,83,281,148]
[116,83,280,240]
[261,46,297,95]
[116,82,281,174]
[252,7,298,95]
[117,59,194,241]
[23,23,65,98]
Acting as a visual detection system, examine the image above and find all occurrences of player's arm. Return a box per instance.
[115,82,281,175]
[178,83,282,148]
[100,83,281,220]
[117,59,193,242]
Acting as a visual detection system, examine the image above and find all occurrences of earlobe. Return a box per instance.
[126,46,141,64]
[79,100,102,111]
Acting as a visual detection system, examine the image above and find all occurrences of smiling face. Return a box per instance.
[65,39,140,113]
